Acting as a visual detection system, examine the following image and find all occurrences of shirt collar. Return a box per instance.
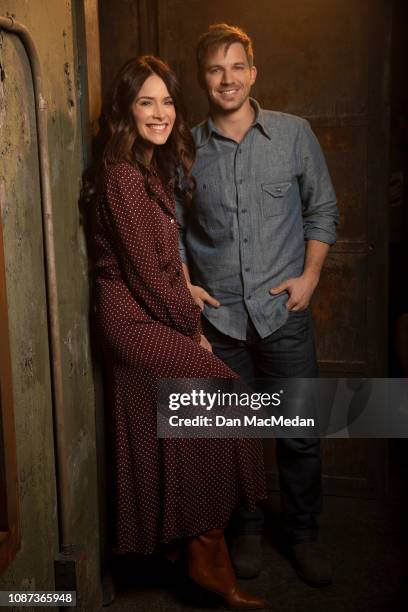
[196,98,272,148]
[250,98,272,139]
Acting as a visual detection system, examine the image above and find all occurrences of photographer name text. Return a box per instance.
[168,415,315,428]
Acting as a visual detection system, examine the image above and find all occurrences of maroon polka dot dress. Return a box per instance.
[91,162,266,555]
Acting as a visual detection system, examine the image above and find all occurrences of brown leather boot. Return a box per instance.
[187,528,269,610]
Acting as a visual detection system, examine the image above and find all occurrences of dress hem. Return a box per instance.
[112,492,268,557]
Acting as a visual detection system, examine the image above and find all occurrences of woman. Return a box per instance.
[87,56,267,610]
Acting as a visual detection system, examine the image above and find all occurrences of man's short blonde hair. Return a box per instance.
[196,23,254,74]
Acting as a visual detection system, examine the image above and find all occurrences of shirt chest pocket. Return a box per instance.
[261,181,293,217]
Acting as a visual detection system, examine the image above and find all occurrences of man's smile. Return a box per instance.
[218,87,240,97]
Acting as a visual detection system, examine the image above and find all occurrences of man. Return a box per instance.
[176,23,338,586]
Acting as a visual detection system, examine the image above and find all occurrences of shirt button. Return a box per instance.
[170,218,175,224]
[239,179,243,184]
[245,267,250,272]
[241,209,247,213]
[247,295,252,300]
[243,238,248,243]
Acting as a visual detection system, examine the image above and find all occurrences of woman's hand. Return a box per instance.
[188,283,220,311]
[199,334,213,352]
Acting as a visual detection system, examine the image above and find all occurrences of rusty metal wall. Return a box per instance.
[0,22,58,593]
[0,2,102,607]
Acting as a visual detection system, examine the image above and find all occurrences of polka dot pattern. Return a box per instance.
[91,162,267,555]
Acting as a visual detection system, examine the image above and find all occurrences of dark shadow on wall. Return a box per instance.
[78,174,116,605]
[98,0,140,99]
[388,0,408,501]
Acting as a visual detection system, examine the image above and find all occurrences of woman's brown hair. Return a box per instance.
[82,55,195,206]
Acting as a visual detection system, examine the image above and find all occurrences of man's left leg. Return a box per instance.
[253,309,332,586]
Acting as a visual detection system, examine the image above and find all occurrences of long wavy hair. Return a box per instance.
[81,56,195,207]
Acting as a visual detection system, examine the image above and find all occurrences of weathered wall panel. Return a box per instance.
[0,2,101,608]
[0,30,58,593]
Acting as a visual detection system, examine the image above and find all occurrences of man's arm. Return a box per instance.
[180,262,217,352]
[298,119,338,245]
[182,263,220,311]
[175,190,218,351]
[175,174,220,311]
[270,120,338,311]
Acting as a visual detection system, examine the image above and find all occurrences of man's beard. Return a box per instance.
[209,90,249,115]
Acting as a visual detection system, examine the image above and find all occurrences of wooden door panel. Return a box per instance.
[158,0,370,123]
[313,125,367,242]
[246,3,369,118]
[314,253,368,368]
[150,0,391,497]
[157,0,389,373]
[264,439,386,499]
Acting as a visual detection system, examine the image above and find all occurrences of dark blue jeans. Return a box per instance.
[202,310,322,544]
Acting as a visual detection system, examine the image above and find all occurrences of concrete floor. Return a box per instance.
[103,491,407,612]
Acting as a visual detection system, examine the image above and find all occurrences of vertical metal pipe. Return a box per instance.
[0,15,72,553]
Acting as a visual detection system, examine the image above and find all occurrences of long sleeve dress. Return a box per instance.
[91,161,266,555]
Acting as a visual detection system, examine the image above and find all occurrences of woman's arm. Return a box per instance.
[102,163,201,339]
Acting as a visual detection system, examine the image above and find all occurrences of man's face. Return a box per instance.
[200,42,257,113]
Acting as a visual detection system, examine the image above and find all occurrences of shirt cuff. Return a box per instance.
[178,242,188,264]
[179,250,188,264]
[304,228,337,245]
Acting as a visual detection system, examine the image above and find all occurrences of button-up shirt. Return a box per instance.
[176,99,338,340]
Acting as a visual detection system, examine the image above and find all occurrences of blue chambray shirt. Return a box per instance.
[175,99,338,341]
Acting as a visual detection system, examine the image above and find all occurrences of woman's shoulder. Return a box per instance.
[103,161,144,188]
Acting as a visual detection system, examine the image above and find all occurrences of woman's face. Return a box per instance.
[132,74,176,157]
